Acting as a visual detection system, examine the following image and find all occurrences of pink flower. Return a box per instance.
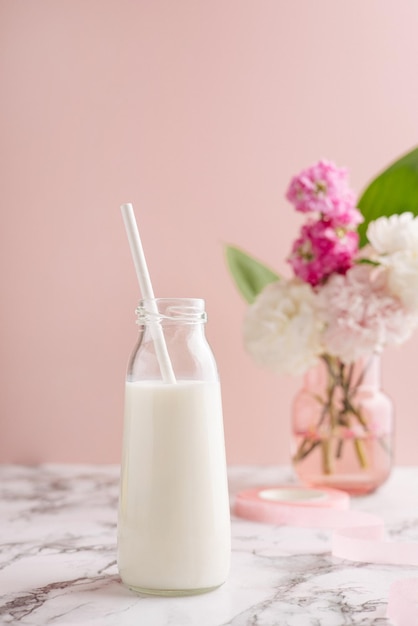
[318,264,417,363]
[328,197,364,228]
[288,219,359,286]
[286,160,353,216]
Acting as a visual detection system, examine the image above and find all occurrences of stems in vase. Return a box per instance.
[293,355,383,476]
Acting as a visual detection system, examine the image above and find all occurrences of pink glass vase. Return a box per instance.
[291,355,394,495]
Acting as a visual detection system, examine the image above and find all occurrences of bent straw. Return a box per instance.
[120,203,176,384]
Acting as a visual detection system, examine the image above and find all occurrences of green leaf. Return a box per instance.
[358,146,418,247]
[225,245,279,303]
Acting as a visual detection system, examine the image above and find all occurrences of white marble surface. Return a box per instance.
[0,464,417,625]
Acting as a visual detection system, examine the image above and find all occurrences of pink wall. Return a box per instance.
[1,1,418,465]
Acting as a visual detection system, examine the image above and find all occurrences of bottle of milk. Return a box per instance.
[118,298,231,596]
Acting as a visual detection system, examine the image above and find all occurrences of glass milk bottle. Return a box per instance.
[118,298,231,596]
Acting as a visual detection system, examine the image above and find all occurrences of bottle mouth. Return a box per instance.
[136,298,207,324]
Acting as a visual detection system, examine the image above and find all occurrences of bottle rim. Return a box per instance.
[135,297,207,324]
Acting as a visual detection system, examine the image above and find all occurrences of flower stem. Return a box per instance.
[353,438,368,468]
[293,438,321,463]
[336,439,344,459]
[321,439,333,474]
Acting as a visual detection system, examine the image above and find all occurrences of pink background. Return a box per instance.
[1,1,418,465]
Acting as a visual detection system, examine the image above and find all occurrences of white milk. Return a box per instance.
[117,379,231,594]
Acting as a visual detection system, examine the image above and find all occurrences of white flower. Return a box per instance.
[386,249,418,312]
[318,264,417,363]
[367,213,418,312]
[367,212,418,255]
[243,280,323,376]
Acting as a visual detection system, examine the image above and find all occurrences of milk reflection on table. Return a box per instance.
[118,379,231,595]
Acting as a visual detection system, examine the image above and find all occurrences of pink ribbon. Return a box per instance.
[235,485,418,624]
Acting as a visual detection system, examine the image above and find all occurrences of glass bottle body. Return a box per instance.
[117,298,231,595]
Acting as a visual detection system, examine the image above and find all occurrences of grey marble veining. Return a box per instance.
[0,464,417,625]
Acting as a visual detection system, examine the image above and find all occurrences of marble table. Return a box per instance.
[1,464,417,625]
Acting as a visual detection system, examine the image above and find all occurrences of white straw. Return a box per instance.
[120,203,176,384]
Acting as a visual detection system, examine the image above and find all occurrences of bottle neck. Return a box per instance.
[135,297,207,327]
[128,297,217,383]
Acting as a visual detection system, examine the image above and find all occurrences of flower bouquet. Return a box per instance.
[226,147,418,492]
